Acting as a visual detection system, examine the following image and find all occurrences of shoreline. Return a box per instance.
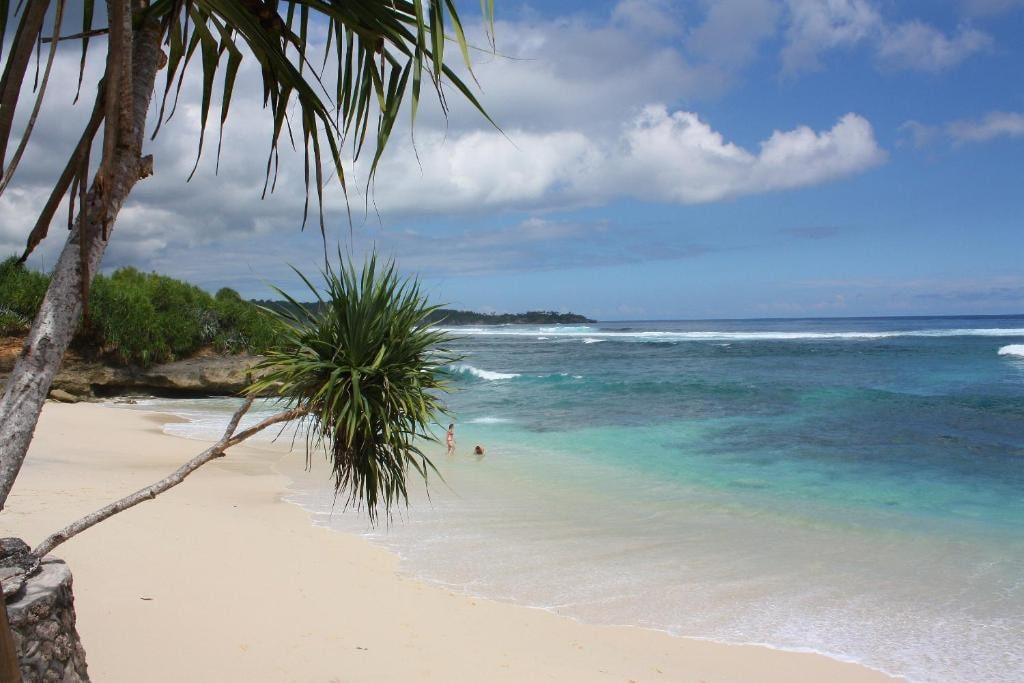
[1,402,900,682]
[274,459,905,683]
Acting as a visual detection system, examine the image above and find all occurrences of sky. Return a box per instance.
[2,0,1023,320]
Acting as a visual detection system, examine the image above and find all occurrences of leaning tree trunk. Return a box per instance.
[0,13,164,511]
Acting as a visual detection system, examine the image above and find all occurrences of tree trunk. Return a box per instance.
[0,17,164,511]
[0,598,22,683]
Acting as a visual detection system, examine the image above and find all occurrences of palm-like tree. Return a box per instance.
[249,255,456,522]
[0,0,494,511]
[32,254,455,558]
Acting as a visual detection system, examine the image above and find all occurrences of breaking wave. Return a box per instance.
[442,327,1024,342]
[448,364,521,381]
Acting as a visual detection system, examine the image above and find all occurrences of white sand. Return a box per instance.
[0,403,898,682]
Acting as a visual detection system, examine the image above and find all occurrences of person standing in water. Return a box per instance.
[446,423,456,455]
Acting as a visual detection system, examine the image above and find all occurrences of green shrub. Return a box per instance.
[86,273,166,365]
[0,306,30,335]
[85,268,214,365]
[213,292,282,354]
[0,256,49,319]
[2,259,283,366]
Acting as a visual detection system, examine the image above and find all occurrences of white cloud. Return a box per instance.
[588,107,886,202]
[781,0,880,73]
[781,0,990,73]
[431,9,715,136]
[362,129,600,214]
[0,4,889,279]
[899,111,1024,147]
[361,106,885,211]
[877,21,991,72]
[947,111,1024,143]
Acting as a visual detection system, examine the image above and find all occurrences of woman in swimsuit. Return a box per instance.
[446,423,456,455]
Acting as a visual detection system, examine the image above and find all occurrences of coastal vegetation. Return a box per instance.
[2,258,593,376]
[256,299,595,326]
[1,257,281,366]
[249,256,454,522]
[424,309,595,325]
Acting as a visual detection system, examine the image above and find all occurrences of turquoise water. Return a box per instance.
[131,316,1024,682]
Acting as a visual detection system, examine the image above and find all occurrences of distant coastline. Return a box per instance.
[426,309,595,325]
[253,300,595,326]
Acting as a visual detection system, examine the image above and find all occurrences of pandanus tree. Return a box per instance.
[33,254,457,558]
[0,0,494,511]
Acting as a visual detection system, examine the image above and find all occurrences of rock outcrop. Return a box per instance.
[0,337,267,400]
[49,354,266,399]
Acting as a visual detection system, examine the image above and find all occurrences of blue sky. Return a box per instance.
[3,0,1023,319]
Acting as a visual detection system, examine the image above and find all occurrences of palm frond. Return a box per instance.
[2,0,497,260]
[145,0,497,233]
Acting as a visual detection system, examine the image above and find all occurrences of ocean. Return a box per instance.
[124,316,1024,683]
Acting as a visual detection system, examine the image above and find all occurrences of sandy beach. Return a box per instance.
[0,402,897,682]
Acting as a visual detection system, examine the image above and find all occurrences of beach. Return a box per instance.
[0,401,895,682]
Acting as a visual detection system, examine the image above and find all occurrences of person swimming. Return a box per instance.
[473,444,485,456]
[446,423,456,455]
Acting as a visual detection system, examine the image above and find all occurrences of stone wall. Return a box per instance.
[6,558,89,683]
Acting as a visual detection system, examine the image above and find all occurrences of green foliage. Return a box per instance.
[81,268,284,366]
[0,306,29,335]
[1,256,283,365]
[90,268,211,363]
[212,287,282,355]
[85,273,165,366]
[0,256,49,319]
[248,255,456,523]
[426,309,596,325]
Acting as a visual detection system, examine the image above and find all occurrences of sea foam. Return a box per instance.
[998,344,1024,357]
[449,363,521,381]
[441,327,1024,342]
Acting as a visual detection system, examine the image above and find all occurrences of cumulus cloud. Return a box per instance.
[362,106,885,211]
[588,107,885,202]
[781,0,990,73]
[0,1,894,288]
